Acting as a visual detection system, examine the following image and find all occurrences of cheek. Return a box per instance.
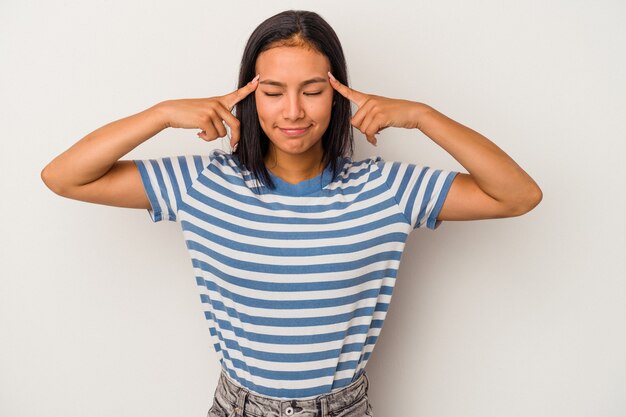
[254,95,272,124]
[314,98,334,125]
[307,95,333,119]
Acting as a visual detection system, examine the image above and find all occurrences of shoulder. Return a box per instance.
[321,156,387,192]
[335,155,399,182]
[204,149,247,176]
[154,150,247,185]
[202,149,263,190]
[337,155,384,176]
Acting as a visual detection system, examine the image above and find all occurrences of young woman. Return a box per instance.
[41,10,542,417]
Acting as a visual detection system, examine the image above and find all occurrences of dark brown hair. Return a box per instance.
[233,10,353,189]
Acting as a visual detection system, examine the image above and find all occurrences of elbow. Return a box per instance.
[41,162,69,197]
[41,164,57,194]
[507,182,543,217]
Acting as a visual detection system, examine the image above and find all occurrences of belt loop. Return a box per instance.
[234,387,248,417]
[319,396,329,417]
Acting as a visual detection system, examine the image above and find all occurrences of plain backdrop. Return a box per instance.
[1,1,625,416]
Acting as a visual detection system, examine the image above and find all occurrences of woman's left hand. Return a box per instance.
[328,72,422,145]
[329,72,542,220]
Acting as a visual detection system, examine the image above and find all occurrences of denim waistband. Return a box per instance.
[210,369,370,417]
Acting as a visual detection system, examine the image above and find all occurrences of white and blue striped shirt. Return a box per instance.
[134,149,457,399]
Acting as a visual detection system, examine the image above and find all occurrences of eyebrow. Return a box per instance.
[259,77,327,88]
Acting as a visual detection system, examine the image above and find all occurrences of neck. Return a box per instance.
[264,145,325,185]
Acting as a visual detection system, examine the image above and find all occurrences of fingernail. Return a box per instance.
[328,72,336,82]
[251,74,260,84]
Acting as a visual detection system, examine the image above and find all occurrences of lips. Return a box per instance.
[278,126,311,137]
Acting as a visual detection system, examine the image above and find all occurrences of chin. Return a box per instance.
[274,143,319,156]
[265,132,325,158]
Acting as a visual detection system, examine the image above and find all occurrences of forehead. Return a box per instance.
[255,46,330,80]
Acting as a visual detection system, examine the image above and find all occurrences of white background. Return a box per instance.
[1,1,625,416]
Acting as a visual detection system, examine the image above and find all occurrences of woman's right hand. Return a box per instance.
[41,74,259,209]
[159,74,259,147]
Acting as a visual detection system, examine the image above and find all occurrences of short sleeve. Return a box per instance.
[377,160,458,230]
[133,155,211,222]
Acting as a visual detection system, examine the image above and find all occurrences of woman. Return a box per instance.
[41,9,541,417]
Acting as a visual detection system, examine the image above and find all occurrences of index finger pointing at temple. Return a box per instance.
[328,72,368,108]
[222,74,260,111]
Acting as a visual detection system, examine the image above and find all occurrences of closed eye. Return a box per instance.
[262,91,323,97]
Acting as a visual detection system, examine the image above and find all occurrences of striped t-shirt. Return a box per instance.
[134,149,457,399]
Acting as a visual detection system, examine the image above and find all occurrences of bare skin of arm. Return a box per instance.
[328,72,542,220]
[41,76,259,208]
[41,107,164,209]
[412,106,542,219]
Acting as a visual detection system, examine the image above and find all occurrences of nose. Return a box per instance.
[282,93,305,120]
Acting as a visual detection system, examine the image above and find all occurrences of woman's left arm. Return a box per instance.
[328,73,542,220]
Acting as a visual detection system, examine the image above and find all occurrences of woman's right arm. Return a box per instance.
[41,104,167,208]
[41,76,259,209]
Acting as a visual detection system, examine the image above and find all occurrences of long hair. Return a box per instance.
[233,10,353,189]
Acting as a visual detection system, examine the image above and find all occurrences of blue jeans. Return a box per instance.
[208,370,375,417]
